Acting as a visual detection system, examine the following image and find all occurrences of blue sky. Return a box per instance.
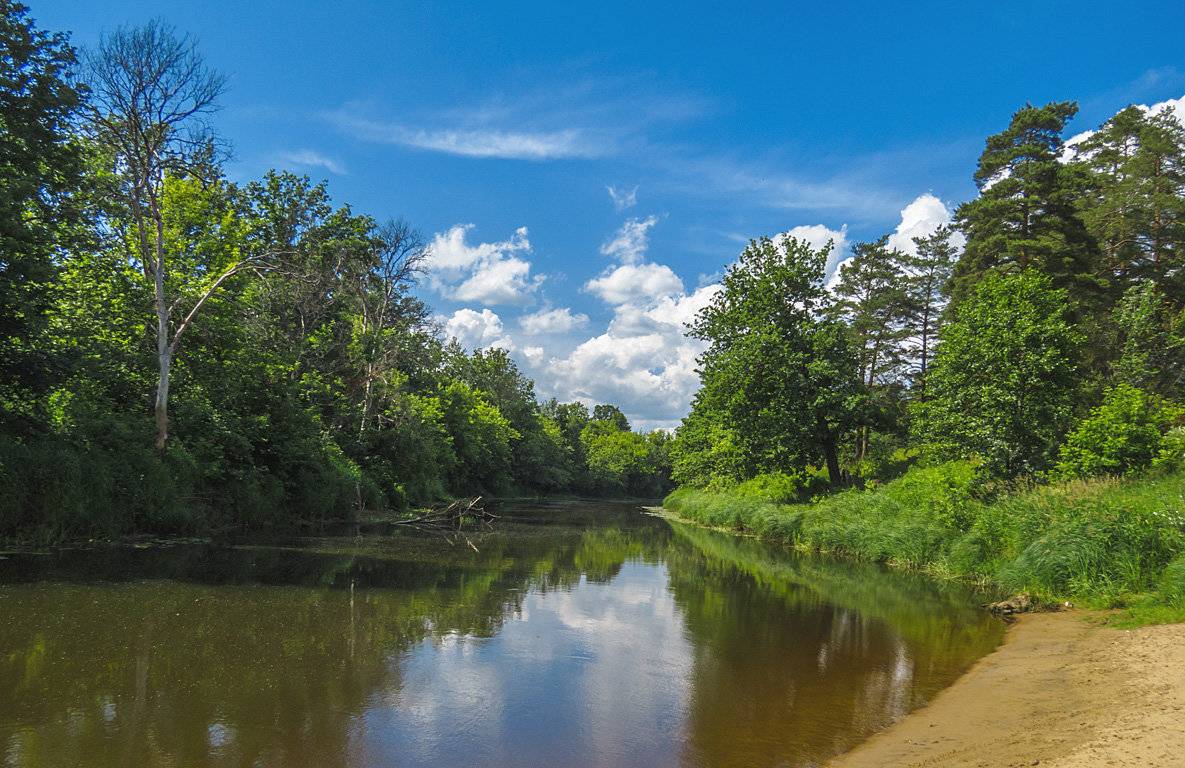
[35,1,1185,428]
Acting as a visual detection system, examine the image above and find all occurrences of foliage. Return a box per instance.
[951,101,1099,306]
[666,465,1185,614]
[0,14,665,542]
[687,235,864,484]
[912,270,1082,476]
[0,0,86,426]
[1055,384,1182,479]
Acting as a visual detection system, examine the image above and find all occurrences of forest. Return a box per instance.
[0,4,673,543]
[664,88,1185,614]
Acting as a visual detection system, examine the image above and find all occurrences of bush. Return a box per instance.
[1055,384,1181,479]
[733,468,829,504]
[1151,427,1185,474]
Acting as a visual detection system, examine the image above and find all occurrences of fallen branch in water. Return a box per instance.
[392,496,495,528]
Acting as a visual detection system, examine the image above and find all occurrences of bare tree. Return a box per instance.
[355,219,427,435]
[82,22,266,449]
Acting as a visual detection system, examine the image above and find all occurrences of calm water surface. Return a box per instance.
[0,501,1003,767]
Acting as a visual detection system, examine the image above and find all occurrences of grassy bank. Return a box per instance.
[663,462,1185,623]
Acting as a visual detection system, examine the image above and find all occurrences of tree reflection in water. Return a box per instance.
[0,502,1002,768]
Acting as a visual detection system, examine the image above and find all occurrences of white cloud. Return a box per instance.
[541,284,720,432]
[829,193,965,288]
[440,308,515,351]
[1147,93,1185,118]
[885,193,962,256]
[328,110,602,160]
[601,214,658,265]
[519,307,589,335]
[585,262,684,306]
[277,149,346,175]
[776,223,850,279]
[599,216,658,264]
[607,185,638,211]
[426,225,542,305]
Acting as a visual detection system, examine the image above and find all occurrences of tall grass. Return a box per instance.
[664,463,1185,619]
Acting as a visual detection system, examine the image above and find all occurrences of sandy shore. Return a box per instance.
[827,612,1185,768]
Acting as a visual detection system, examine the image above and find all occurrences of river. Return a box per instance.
[0,501,1003,767]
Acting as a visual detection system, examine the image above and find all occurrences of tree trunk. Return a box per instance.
[822,436,842,488]
[154,307,171,450]
[153,232,170,451]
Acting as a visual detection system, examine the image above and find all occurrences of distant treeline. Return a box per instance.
[0,5,671,542]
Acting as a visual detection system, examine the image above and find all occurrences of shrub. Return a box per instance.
[733,469,829,504]
[1151,427,1185,474]
[1055,384,1182,479]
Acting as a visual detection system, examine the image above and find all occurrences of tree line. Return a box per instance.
[0,4,671,541]
[673,99,1185,491]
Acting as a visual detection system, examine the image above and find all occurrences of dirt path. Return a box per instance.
[827,612,1185,768]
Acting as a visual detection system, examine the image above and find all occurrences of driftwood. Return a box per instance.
[392,496,495,528]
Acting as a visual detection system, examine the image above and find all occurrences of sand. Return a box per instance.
[827,612,1185,768]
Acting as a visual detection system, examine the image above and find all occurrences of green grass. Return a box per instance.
[664,463,1185,624]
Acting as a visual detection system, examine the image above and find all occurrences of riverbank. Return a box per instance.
[663,463,1185,619]
[827,611,1185,767]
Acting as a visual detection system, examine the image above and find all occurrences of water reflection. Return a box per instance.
[0,502,1003,767]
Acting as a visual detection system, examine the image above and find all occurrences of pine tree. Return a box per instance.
[1074,106,1185,296]
[902,225,958,396]
[831,236,913,389]
[952,101,1100,305]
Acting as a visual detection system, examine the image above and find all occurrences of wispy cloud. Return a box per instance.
[600,216,658,264]
[607,185,638,211]
[327,110,608,160]
[277,149,347,175]
[323,76,707,163]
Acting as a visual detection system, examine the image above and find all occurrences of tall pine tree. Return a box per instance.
[952,101,1101,306]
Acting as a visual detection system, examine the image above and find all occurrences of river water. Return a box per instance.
[0,501,1003,767]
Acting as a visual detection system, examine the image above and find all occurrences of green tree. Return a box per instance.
[688,235,864,484]
[913,270,1082,475]
[669,407,747,488]
[952,101,1099,305]
[831,236,914,466]
[832,236,912,388]
[439,382,519,493]
[82,22,255,449]
[580,421,669,497]
[1074,106,1185,290]
[0,1,85,423]
[1055,383,1182,479]
[903,225,959,395]
[1110,281,1185,397]
[591,404,630,431]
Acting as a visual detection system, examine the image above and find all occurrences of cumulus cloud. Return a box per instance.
[426,225,543,305]
[885,193,963,256]
[541,284,720,432]
[585,262,684,306]
[519,306,589,335]
[607,185,638,211]
[440,308,515,351]
[277,149,346,175]
[828,193,964,288]
[774,223,850,279]
[599,215,658,264]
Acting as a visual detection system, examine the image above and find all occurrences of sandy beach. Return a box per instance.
[828,612,1185,767]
